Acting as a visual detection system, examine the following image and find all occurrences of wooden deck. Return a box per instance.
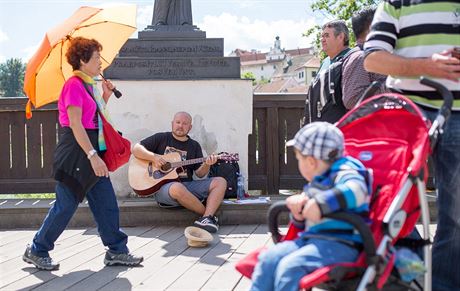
[0,224,272,291]
[0,224,437,291]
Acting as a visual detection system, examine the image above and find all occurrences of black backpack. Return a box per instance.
[209,154,240,199]
[304,48,358,124]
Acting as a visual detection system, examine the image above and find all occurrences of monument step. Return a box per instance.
[0,195,437,230]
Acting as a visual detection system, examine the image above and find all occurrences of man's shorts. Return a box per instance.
[154,178,213,207]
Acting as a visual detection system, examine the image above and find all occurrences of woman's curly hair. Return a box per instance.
[66,37,103,71]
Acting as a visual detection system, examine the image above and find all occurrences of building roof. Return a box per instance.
[271,54,314,79]
[285,85,308,93]
[303,57,321,68]
[234,47,312,65]
[254,78,299,93]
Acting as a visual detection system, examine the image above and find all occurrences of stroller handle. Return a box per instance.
[420,77,453,121]
[268,201,376,258]
[420,77,454,143]
[354,81,381,108]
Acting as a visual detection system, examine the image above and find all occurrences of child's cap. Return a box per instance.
[286,122,344,161]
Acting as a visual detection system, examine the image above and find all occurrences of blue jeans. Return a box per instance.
[250,237,359,291]
[31,177,128,257]
[423,109,460,290]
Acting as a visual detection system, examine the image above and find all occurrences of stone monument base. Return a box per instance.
[102,79,253,198]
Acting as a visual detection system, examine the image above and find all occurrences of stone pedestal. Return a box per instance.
[105,26,241,80]
[139,24,206,38]
[103,28,252,198]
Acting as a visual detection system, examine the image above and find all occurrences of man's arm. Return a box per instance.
[131,142,165,169]
[305,169,369,222]
[195,155,217,178]
[364,50,460,82]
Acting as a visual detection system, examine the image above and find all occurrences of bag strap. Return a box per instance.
[77,77,108,124]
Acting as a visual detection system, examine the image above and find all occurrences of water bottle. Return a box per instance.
[237,173,245,200]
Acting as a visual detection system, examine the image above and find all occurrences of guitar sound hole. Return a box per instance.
[161,163,172,172]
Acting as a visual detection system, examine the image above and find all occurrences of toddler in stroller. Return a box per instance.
[249,121,373,291]
[236,78,453,291]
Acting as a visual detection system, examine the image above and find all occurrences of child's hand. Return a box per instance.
[302,200,321,222]
[287,194,308,221]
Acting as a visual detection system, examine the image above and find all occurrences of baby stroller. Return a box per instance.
[236,78,453,291]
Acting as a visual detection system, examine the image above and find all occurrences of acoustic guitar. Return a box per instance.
[128,152,239,196]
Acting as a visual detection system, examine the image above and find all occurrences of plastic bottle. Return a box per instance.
[237,173,245,200]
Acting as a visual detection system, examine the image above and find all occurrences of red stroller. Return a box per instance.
[236,78,453,291]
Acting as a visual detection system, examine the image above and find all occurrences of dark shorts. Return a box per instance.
[154,178,213,207]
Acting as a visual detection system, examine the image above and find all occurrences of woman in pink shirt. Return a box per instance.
[23,37,143,270]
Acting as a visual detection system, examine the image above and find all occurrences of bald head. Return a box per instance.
[173,111,192,123]
[171,111,192,141]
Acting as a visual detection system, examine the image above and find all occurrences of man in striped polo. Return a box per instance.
[363,1,460,289]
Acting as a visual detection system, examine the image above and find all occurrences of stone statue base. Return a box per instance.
[139,24,206,39]
[105,24,240,80]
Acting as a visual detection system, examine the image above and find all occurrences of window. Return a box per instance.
[312,71,317,78]
[261,66,264,71]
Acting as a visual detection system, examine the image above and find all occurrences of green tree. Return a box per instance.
[0,58,26,97]
[305,0,378,58]
[242,71,257,86]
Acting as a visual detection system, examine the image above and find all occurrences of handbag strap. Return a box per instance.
[78,77,109,124]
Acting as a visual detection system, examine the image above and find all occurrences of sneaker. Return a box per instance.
[194,215,219,233]
[22,245,59,271]
[104,251,143,266]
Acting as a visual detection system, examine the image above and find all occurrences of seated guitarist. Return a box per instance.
[132,111,226,233]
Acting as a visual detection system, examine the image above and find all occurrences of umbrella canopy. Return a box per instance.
[23,5,137,118]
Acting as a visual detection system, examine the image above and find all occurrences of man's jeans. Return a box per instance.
[250,238,359,291]
[31,177,128,257]
[423,109,460,290]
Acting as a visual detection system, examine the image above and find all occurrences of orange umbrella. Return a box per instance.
[23,5,137,119]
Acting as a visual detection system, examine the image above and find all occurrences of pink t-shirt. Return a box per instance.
[58,76,98,129]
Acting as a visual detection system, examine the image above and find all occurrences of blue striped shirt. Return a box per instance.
[293,156,372,243]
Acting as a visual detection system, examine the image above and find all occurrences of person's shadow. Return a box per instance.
[21,268,133,291]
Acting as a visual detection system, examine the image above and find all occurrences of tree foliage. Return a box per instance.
[0,58,26,97]
[242,71,257,86]
[305,0,378,57]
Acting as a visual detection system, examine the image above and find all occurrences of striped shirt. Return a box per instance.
[364,0,460,110]
[342,45,388,109]
[292,156,372,243]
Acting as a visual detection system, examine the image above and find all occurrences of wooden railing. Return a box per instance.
[248,94,306,194]
[0,95,307,195]
[0,98,59,193]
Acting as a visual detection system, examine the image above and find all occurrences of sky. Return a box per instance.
[0,0,331,63]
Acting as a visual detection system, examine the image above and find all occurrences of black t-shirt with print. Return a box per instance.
[140,132,203,182]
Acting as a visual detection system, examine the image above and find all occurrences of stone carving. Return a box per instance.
[152,0,193,26]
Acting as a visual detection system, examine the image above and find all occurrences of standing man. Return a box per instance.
[341,8,387,109]
[306,18,385,124]
[132,112,226,233]
[305,20,351,123]
[364,1,460,289]
[318,20,350,74]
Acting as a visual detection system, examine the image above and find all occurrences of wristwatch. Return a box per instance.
[87,149,97,160]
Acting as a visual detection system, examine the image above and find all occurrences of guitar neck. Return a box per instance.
[170,156,211,168]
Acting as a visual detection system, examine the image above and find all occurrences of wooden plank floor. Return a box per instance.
[0,224,437,291]
[0,225,273,291]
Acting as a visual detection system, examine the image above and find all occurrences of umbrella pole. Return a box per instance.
[100,74,122,98]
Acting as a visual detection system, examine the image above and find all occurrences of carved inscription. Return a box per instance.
[111,58,231,77]
[120,45,222,55]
